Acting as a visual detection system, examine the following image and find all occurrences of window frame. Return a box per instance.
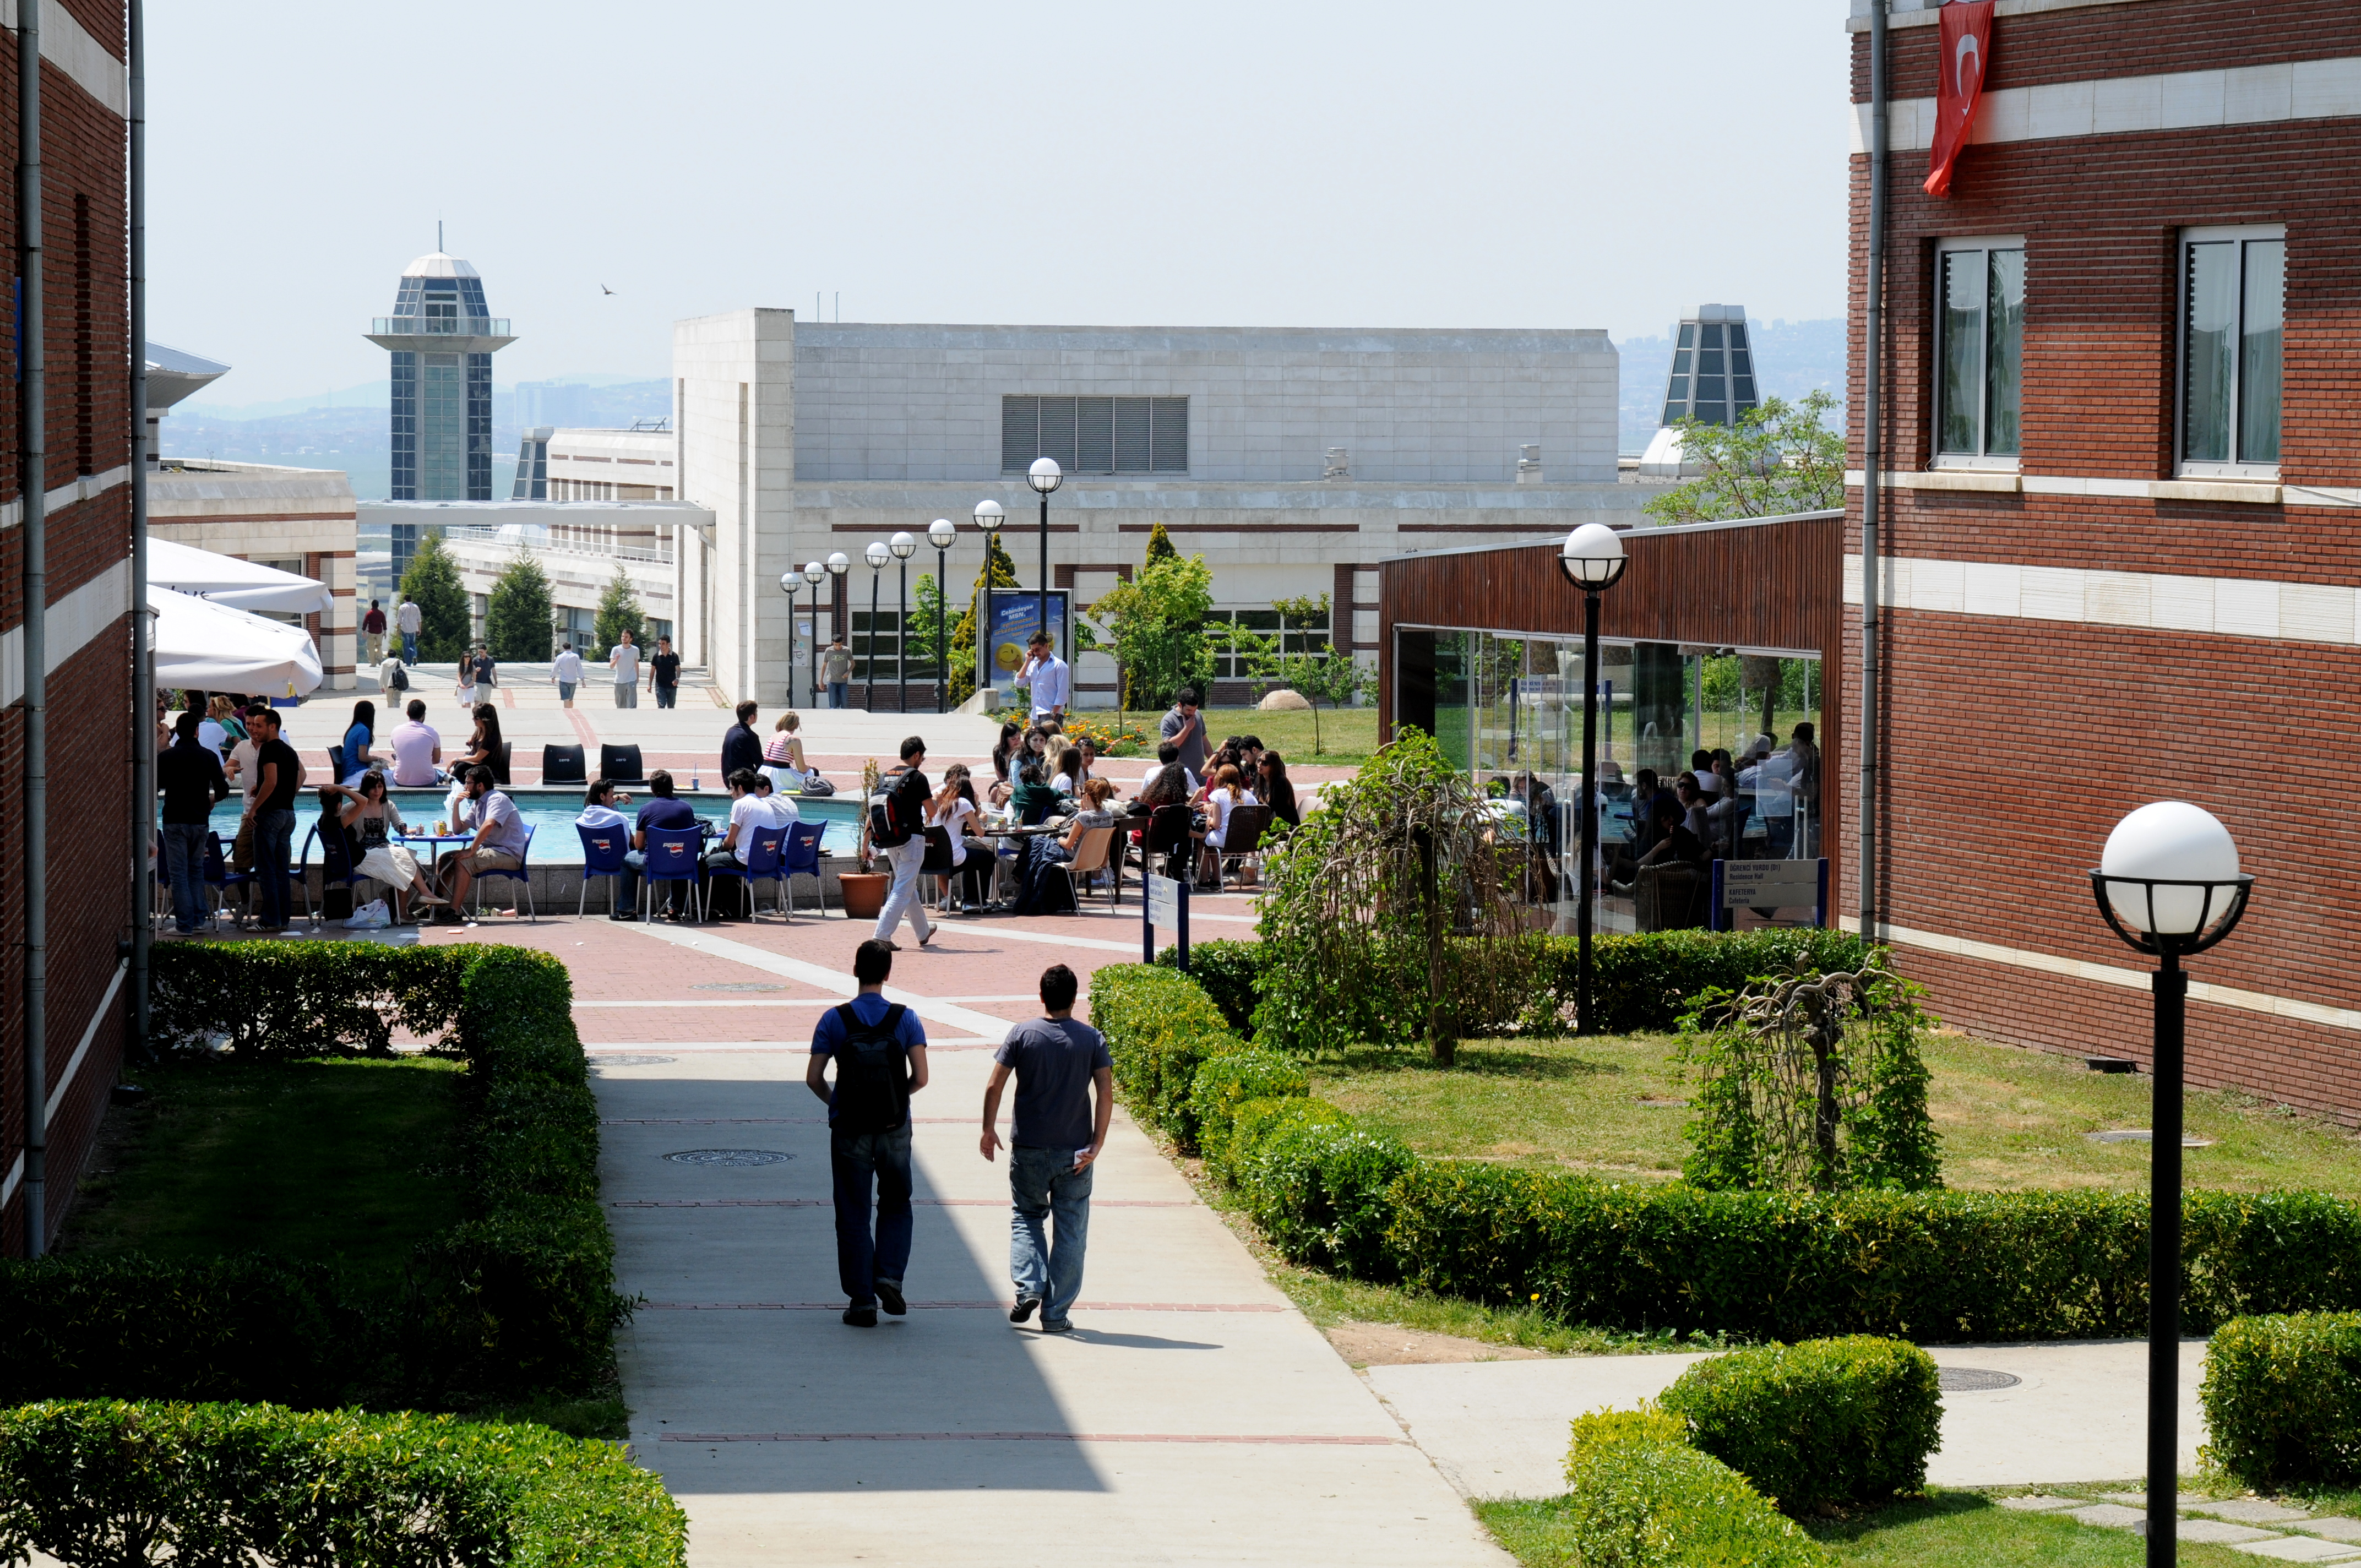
[1929,234,2026,471]
[2175,223,2286,481]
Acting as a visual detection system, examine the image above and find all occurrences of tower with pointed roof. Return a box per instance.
[365,251,516,516]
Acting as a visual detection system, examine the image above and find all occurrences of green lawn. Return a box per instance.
[60,1054,467,1279]
[1310,1030,2361,1195]
[1477,1490,2262,1567]
[1069,704,1381,765]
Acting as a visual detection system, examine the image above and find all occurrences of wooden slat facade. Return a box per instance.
[1377,509,1846,887]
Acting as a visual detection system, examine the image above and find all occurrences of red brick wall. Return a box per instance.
[0,21,134,1254]
[1857,3,2361,102]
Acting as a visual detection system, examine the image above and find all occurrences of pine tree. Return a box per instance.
[1144,521,1178,566]
[486,551,557,662]
[397,531,469,663]
[946,533,1020,707]
[593,565,645,660]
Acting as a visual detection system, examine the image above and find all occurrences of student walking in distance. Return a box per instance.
[395,595,422,664]
[808,939,931,1327]
[823,635,854,709]
[609,629,640,708]
[361,598,387,665]
[980,963,1114,1333]
[649,635,682,709]
[552,642,584,707]
[871,735,935,950]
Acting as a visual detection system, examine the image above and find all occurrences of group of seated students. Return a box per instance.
[575,767,802,921]
[1605,723,1821,898]
[311,759,527,921]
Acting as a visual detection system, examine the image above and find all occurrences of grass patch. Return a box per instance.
[1310,1030,2361,1195]
[1068,704,1381,765]
[58,1055,467,1280]
[1476,1490,2261,1566]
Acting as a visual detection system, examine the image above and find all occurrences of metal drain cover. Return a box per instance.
[2086,1130,2214,1147]
[692,982,788,992]
[663,1148,796,1166]
[1939,1367,2021,1392]
[592,1054,677,1068]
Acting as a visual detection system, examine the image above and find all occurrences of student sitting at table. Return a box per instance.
[319,773,445,913]
[1609,794,1707,895]
[427,765,526,919]
[762,712,812,794]
[578,777,640,919]
[451,705,504,780]
[1051,745,1084,796]
[628,769,700,921]
[1013,778,1119,915]
[1197,764,1259,888]
[1009,760,1064,827]
[927,764,988,912]
[700,769,780,919]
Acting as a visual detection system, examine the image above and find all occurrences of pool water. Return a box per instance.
[184,787,866,864]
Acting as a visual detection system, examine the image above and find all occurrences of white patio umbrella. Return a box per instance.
[148,537,334,616]
[149,586,323,696]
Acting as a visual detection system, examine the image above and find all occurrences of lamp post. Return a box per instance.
[889,530,917,714]
[972,498,1005,701]
[928,516,957,713]
[1559,522,1629,1037]
[777,569,804,706]
[863,540,889,710]
[802,560,827,705]
[1027,456,1062,659]
[2090,802,2254,1568]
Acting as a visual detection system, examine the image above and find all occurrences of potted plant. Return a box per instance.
[837,756,890,919]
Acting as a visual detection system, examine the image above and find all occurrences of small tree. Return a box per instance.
[1092,549,1214,713]
[1644,390,1846,525]
[485,551,556,662]
[1144,520,1179,567]
[397,531,469,663]
[592,565,645,660]
[1218,592,1368,755]
[947,533,1020,709]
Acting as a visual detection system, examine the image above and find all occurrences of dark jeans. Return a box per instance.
[254,808,295,927]
[827,681,850,709]
[161,821,211,930]
[830,1121,915,1307]
[654,683,677,709]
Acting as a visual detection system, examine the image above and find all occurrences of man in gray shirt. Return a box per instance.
[1159,685,1207,780]
[980,963,1114,1333]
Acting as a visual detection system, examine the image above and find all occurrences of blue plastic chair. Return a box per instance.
[639,824,705,922]
[575,821,631,916]
[471,823,537,921]
[779,820,830,918]
[705,825,790,922]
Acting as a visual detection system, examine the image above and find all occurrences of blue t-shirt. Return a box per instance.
[635,796,698,837]
[993,1017,1111,1150]
[342,723,372,770]
[811,993,928,1126]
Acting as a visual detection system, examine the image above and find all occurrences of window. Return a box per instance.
[1933,238,2024,464]
[1207,606,1330,680]
[1661,320,1758,428]
[1002,395,1187,473]
[2180,226,2284,475]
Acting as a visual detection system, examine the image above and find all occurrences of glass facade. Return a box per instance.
[380,263,508,500]
[1661,318,1758,428]
[1395,627,1823,935]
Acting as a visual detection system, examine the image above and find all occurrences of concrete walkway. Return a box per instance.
[595,935,1508,1566]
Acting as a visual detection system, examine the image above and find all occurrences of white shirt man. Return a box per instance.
[395,600,422,638]
[1018,639,1070,723]
[552,646,584,684]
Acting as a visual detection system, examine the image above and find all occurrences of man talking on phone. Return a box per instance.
[980,963,1113,1334]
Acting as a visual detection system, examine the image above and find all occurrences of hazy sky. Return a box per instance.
[151,1,1852,405]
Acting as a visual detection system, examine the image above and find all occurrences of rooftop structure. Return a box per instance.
[364,249,516,520]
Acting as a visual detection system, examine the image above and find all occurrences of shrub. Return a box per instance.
[1187,1049,1308,1166]
[150,942,466,1059]
[1563,928,1873,1036]
[1658,1336,1941,1511]
[0,1400,687,1567]
[1233,1118,1413,1278]
[1087,963,1247,1147]
[1210,1095,1348,1188]
[1560,1403,1833,1567]
[1155,939,1263,1034]
[2201,1311,2361,1487]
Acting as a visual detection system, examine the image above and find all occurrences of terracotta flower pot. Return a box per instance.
[838,872,889,919]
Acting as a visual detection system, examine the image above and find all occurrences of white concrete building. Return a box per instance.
[148,460,360,689]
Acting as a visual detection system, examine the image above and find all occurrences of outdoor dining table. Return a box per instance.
[398,832,476,875]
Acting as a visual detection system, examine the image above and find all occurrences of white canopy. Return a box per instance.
[150,586,323,696]
[148,537,334,616]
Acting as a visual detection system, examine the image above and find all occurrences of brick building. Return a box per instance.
[2,0,135,1254]
[1846,0,2361,1114]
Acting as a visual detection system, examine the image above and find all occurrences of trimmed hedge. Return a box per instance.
[1187,1049,1309,1166]
[1559,1404,1832,1568]
[1660,1336,1941,1512]
[1154,939,1263,1034]
[1,944,627,1408]
[0,1400,686,1567]
[2201,1312,2361,1487]
[1234,1119,1414,1278]
[148,941,467,1059]
[1089,963,1250,1149]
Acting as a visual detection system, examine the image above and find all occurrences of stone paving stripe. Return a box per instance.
[2071,1504,2148,1529]
[612,1197,1197,1208]
[2303,1520,2361,1544]
[643,1300,1286,1311]
[1999,1495,2082,1511]
[659,1431,1400,1445]
[2229,1538,2361,1562]
[922,922,1145,955]
[2180,1520,2292,1544]
[617,921,1016,1036]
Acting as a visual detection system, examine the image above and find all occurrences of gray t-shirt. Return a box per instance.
[610,644,640,683]
[1160,706,1207,776]
[993,1017,1112,1151]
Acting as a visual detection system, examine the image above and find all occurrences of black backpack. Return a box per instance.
[867,772,923,849]
[388,664,409,692]
[830,1002,912,1133]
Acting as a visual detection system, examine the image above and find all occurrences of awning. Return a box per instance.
[150,586,323,696]
[148,537,334,616]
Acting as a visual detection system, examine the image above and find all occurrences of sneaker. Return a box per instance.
[842,1306,878,1328]
[1009,1294,1042,1324]
[876,1280,907,1317]
[1041,1319,1073,1335]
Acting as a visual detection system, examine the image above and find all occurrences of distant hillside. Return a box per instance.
[1616,317,1846,454]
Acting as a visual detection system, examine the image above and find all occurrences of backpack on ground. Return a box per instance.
[830,1002,911,1134]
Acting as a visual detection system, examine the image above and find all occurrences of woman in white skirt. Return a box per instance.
[321,772,447,916]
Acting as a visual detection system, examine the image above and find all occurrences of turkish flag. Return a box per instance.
[1923,0,1995,197]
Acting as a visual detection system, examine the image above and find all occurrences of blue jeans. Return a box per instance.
[831,1121,915,1307]
[1009,1144,1094,1325]
[654,683,677,709]
[254,808,295,927]
[161,822,211,930]
[401,631,418,663]
[828,681,850,709]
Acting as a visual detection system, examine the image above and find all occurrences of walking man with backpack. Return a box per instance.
[870,734,935,950]
[979,963,1114,1333]
[807,938,931,1327]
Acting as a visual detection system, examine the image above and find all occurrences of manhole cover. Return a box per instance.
[662,1148,796,1167]
[1939,1367,2021,1392]
[692,982,788,993]
[2086,1130,2215,1147]
[592,1054,677,1068]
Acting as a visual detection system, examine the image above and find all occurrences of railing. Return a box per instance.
[436,524,673,566]
[369,316,512,336]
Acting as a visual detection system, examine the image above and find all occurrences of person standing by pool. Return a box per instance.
[243,706,304,933]
[552,642,584,708]
[158,710,230,934]
[610,629,640,709]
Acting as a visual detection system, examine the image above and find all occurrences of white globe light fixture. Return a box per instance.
[803,560,826,587]
[777,570,799,596]
[887,533,918,710]
[1024,460,1063,662]
[1558,522,1629,590]
[826,551,850,577]
[2087,798,2254,1564]
[927,516,958,551]
[1026,456,1064,495]
[972,498,1004,534]
[864,541,890,569]
[926,520,959,712]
